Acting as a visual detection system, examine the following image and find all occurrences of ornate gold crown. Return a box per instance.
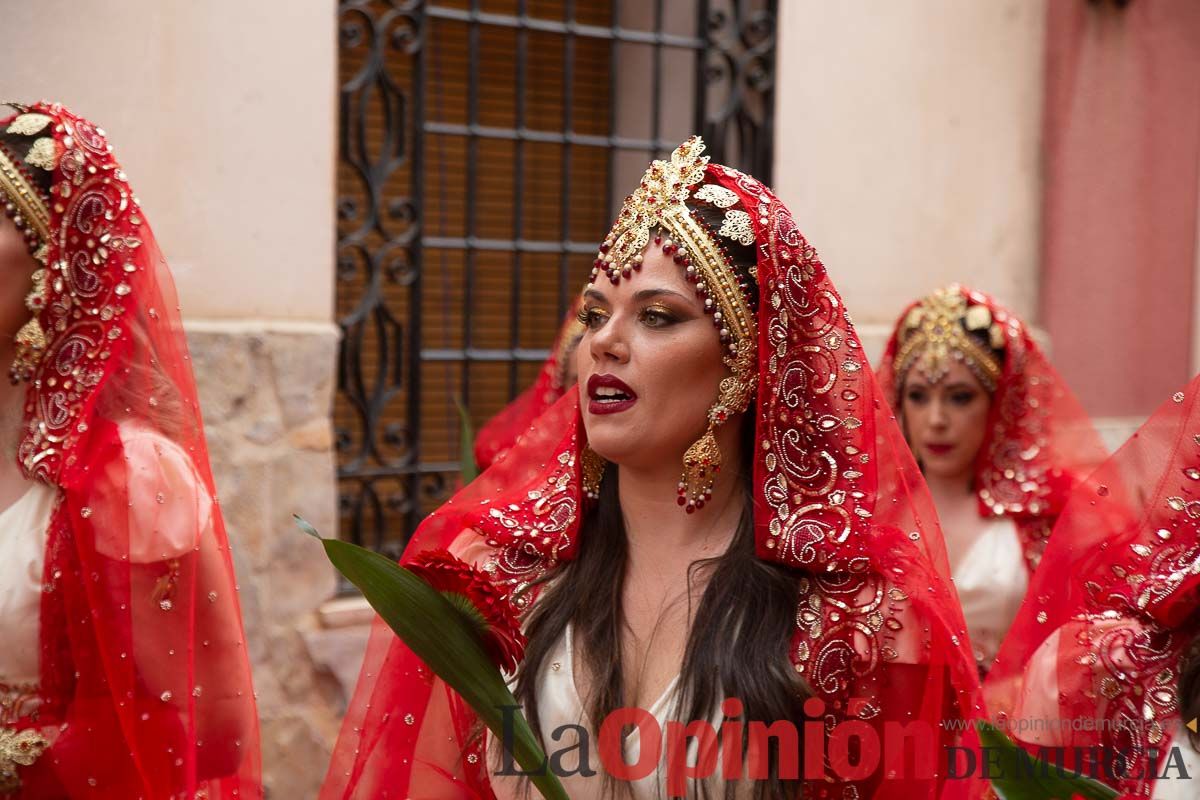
[892,286,1004,391]
[589,136,756,387]
[0,106,56,262]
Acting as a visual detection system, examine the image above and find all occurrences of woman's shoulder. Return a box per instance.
[88,421,212,563]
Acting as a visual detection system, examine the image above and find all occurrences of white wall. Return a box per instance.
[0,0,336,322]
[773,0,1047,358]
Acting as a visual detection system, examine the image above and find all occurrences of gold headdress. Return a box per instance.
[0,107,55,255]
[892,286,1004,391]
[586,137,759,512]
[1,106,58,383]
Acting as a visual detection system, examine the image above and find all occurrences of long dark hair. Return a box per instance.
[513,196,811,799]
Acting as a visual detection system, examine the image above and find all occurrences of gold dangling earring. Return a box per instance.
[581,445,606,501]
[677,372,752,514]
[678,424,721,514]
[9,268,48,385]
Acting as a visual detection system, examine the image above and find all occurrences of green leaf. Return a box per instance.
[456,396,479,484]
[976,721,1119,799]
[298,517,567,800]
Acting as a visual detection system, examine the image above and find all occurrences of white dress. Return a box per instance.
[0,482,56,695]
[489,623,745,799]
[951,517,1028,670]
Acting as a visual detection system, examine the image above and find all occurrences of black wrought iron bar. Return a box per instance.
[424,236,597,253]
[350,462,469,480]
[461,0,482,428]
[407,2,429,541]
[508,0,529,399]
[558,0,576,315]
[604,2,619,222]
[426,6,704,47]
[694,0,711,137]
[424,122,681,150]
[651,0,664,160]
[423,347,552,362]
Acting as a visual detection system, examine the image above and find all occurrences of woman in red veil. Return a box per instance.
[322,138,985,799]
[0,102,260,797]
[877,286,1107,673]
[473,303,585,472]
[985,375,1200,798]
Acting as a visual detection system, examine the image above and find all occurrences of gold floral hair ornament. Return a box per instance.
[590,136,757,369]
[892,286,1004,391]
[588,137,759,512]
[0,107,55,258]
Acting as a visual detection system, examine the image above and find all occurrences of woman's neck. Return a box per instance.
[0,342,25,459]
[616,451,744,567]
[923,470,975,509]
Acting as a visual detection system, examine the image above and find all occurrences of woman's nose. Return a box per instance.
[587,315,629,365]
[928,397,948,427]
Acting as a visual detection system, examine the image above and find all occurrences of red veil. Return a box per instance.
[0,102,260,796]
[984,375,1200,797]
[877,285,1108,573]
[473,301,585,472]
[322,142,984,799]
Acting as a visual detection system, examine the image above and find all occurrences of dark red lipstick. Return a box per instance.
[586,374,638,415]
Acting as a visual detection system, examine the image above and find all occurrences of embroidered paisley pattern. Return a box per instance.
[14,104,143,484]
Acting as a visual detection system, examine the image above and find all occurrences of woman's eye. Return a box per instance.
[905,390,928,405]
[577,307,608,329]
[640,307,677,327]
[950,391,976,406]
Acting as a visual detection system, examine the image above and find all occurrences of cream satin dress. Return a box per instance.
[488,622,749,800]
[952,516,1028,671]
[0,482,56,693]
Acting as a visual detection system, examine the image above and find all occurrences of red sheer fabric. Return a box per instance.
[877,285,1108,574]
[3,102,260,797]
[322,149,985,799]
[473,301,585,472]
[985,375,1200,798]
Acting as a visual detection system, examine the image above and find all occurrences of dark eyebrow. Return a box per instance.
[632,288,691,303]
[943,382,978,392]
[584,287,696,306]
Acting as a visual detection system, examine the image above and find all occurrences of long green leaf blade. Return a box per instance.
[976,721,1119,799]
[456,396,479,484]
[302,520,567,800]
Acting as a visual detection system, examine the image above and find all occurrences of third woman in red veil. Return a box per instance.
[877,286,1107,674]
[323,139,985,799]
[984,375,1200,798]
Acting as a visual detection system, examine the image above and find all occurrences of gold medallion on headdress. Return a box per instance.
[892,286,1004,391]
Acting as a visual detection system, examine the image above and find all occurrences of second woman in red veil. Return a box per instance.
[877,286,1107,673]
[323,139,985,799]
